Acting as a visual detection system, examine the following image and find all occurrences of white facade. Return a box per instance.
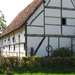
[0,0,75,57]
[0,26,25,57]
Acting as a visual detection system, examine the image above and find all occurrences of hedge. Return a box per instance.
[41,57,75,67]
[0,56,75,70]
[0,56,18,69]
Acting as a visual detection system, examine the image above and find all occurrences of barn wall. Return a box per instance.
[0,25,25,57]
[1,0,75,57]
[26,0,75,56]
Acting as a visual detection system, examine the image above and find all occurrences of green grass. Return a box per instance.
[0,66,75,75]
[13,72,75,75]
[13,73,75,75]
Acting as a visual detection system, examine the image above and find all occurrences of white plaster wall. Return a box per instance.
[62,26,75,35]
[27,26,44,34]
[6,37,8,45]
[27,37,43,55]
[60,38,71,48]
[27,4,44,26]
[45,0,60,7]
[62,0,74,8]
[2,39,5,47]
[26,0,75,56]
[14,27,25,57]
[67,19,75,25]
[28,13,44,26]
[45,9,60,17]
[37,37,58,56]
[45,18,61,25]
[15,30,19,44]
[72,0,75,6]
[62,10,75,18]
[45,0,75,36]
[0,26,26,57]
[50,37,58,50]
[45,25,61,35]
[45,0,74,8]
[37,37,48,56]
[20,26,25,42]
[20,44,25,57]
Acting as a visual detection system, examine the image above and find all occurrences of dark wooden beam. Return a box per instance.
[34,37,45,55]
[27,34,75,38]
[25,24,27,56]
[45,6,75,11]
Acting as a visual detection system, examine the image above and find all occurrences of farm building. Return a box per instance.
[0,0,75,57]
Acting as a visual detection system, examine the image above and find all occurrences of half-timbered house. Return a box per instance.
[0,0,75,57]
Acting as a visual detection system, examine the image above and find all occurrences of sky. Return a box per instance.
[0,0,33,26]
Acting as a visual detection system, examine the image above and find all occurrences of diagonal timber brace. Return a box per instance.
[34,37,45,55]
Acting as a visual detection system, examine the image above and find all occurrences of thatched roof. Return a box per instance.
[0,0,42,37]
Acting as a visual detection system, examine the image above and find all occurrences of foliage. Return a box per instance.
[22,56,75,68]
[22,56,30,62]
[5,56,18,67]
[52,47,72,57]
[0,11,7,31]
[0,56,75,75]
[0,57,6,69]
[22,56,41,69]
[1,56,75,70]
[22,56,41,63]
[0,56,18,69]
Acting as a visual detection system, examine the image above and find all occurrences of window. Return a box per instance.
[9,45,10,50]
[8,38,10,41]
[62,18,66,25]
[14,45,15,51]
[12,37,14,42]
[18,35,20,38]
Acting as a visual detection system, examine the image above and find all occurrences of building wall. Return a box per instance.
[0,25,25,57]
[27,0,75,56]
[1,0,75,57]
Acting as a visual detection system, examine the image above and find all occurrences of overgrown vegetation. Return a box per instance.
[0,56,18,70]
[52,47,73,57]
[0,47,75,75]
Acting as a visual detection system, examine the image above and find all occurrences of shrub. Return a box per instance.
[6,56,18,67]
[32,56,41,61]
[22,56,41,62]
[52,47,72,57]
[0,57,6,69]
[0,56,18,69]
[22,56,30,63]
[22,56,41,68]
[41,57,74,67]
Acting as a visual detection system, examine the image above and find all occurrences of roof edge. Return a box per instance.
[0,0,43,38]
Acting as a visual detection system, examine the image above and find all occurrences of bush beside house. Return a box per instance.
[0,47,75,73]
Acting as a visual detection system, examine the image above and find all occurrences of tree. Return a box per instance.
[0,11,7,31]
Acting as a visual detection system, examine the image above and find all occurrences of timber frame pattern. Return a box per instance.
[0,0,75,57]
[26,0,75,56]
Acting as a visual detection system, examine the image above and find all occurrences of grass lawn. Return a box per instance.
[0,73,75,75]
[13,73,75,75]
[0,66,75,75]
